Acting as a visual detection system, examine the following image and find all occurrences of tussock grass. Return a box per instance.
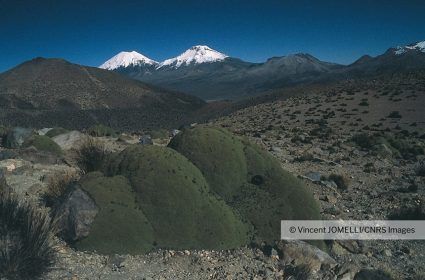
[74,137,108,174]
[0,193,56,280]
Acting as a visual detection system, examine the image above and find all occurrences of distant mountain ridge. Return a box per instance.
[99,40,425,100]
[100,45,343,100]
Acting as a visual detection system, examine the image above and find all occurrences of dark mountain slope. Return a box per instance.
[119,54,341,100]
[0,58,205,129]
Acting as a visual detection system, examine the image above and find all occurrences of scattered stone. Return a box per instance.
[325,194,337,204]
[304,171,322,182]
[54,184,99,242]
[38,128,53,135]
[139,135,153,145]
[277,240,337,273]
[383,249,392,257]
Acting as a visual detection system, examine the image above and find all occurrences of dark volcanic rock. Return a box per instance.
[4,127,34,148]
[55,184,98,242]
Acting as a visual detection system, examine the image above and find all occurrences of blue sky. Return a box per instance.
[1,0,425,72]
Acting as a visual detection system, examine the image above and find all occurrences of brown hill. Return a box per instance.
[0,58,205,129]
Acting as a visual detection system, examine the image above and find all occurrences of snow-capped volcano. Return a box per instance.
[394,40,425,55]
[158,45,228,68]
[99,51,158,70]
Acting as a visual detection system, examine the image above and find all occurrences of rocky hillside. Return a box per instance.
[212,71,425,279]
[0,58,205,129]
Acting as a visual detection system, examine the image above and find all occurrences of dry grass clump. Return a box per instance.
[328,174,350,191]
[42,170,78,207]
[0,192,56,279]
[74,137,108,174]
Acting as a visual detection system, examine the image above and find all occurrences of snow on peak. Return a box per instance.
[394,40,425,55]
[99,51,158,70]
[158,45,228,68]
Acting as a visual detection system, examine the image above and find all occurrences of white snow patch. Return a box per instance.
[158,45,228,68]
[99,51,158,70]
[394,40,425,55]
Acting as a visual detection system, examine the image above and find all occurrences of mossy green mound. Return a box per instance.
[169,126,321,244]
[45,127,69,138]
[168,127,247,200]
[102,145,251,251]
[239,139,321,242]
[76,172,155,254]
[24,135,62,155]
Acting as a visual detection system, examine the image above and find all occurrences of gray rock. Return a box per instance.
[4,127,34,148]
[38,128,53,136]
[383,249,392,257]
[277,240,337,274]
[52,131,88,150]
[139,135,153,145]
[55,184,98,242]
[305,171,322,182]
[171,129,181,137]
[271,146,282,152]
[322,180,339,189]
[335,263,359,280]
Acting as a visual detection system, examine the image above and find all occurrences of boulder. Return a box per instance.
[52,131,88,150]
[0,159,29,173]
[54,184,98,242]
[277,240,337,273]
[38,128,53,136]
[304,171,323,182]
[4,127,34,148]
[139,135,153,145]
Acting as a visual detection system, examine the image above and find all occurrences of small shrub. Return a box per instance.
[74,138,108,174]
[0,171,10,194]
[363,162,376,173]
[352,133,375,149]
[388,203,425,220]
[45,127,68,138]
[0,193,56,279]
[416,161,425,177]
[86,124,117,137]
[354,269,395,280]
[386,136,424,160]
[387,111,402,118]
[284,264,312,280]
[0,126,9,145]
[328,174,350,190]
[42,170,78,207]
[413,272,425,280]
